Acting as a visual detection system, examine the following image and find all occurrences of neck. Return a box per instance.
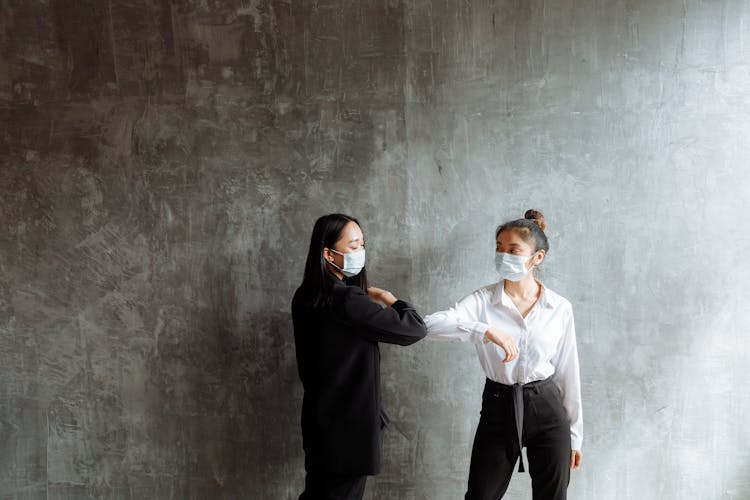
[503,273,539,298]
[327,263,344,281]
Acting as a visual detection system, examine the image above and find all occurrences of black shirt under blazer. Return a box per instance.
[292,274,427,476]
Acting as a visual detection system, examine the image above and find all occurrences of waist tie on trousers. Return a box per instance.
[487,377,554,473]
[512,383,525,473]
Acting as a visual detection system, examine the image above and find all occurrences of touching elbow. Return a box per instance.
[400,325,427,346]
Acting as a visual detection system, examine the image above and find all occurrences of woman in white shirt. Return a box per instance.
[425,209,582,500]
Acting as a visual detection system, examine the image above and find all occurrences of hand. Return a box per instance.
[570,450,582,470]
[483,327,519,362]
[367,286,397,307]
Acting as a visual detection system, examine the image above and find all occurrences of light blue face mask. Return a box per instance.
[494,252,535,282]
[328,248,366,277]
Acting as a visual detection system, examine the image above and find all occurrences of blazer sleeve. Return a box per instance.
[334,285,427,346]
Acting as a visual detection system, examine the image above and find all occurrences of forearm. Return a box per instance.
[555,371,583,451]
[424,310,488,344]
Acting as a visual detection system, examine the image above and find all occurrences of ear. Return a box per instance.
[532,249,545,267]
[322,248,334,264]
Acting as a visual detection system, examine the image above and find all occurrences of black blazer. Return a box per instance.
[291,274,426,475]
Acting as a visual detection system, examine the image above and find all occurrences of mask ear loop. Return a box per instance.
[325,248,358,275]
[324,248,339,268]
[528,251,541,272]
[327,259,346,273]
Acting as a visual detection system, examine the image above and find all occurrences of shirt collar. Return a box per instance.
[492,280,560,309]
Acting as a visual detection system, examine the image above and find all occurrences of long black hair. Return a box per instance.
[298,213,369,307]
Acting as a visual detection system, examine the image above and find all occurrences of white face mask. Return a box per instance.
[494,252,535,282]
[328,248,366,277]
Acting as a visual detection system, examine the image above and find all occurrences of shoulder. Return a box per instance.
[453,282,496,309]
[292,285,314,315]
[331,280,368,306]
[292,285,306,308]
[477,282,499,296]
[471,282,499,302]
[542,286,573,312]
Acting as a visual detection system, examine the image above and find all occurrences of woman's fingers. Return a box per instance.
[570,450,582,469]
[367,287,386,301]
[366,286,397,306]
[501,337,519,362]
[485,328,520,363]
[502,343,512,362]
[508,336,519,361]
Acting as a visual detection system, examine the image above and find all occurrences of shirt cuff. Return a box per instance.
[571,435,583,451]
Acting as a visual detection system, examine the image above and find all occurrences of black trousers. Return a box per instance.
[299,471,367,500]
[465,378,571,500]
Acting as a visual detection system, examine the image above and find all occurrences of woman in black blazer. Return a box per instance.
[292,213,427,500]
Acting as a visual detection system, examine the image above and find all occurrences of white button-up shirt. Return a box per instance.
[425,281,583,451]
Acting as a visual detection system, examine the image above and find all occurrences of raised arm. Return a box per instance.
[334,285,426,346]
[425,290,519,362]
[424,291,489,343]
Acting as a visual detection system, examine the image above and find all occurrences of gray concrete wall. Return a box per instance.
[1,1,748,499]
[399,1,750,499]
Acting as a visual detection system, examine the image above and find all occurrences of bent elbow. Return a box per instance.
[398,325,427,346]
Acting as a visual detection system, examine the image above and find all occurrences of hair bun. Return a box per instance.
[524,209,546,231]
